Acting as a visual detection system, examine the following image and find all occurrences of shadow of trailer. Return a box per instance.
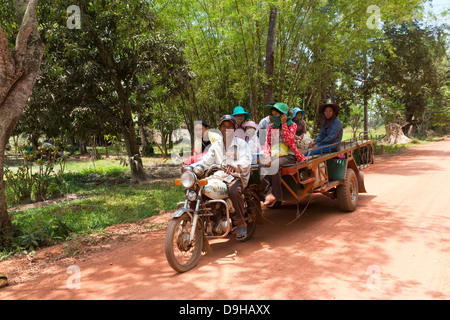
[248,134,375,218]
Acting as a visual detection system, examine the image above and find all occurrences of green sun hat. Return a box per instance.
[232,106,251,121]
[263,102,276,115]
[271,102,290,115]
[271,102,294,128]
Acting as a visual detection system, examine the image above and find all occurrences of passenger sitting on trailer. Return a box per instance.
[306,103,343,156]
[260,103,306,207]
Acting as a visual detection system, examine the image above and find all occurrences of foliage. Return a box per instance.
[1,180,184,255]
[4,144,67,205]
[348,104,364,137]
[373,20,449,136]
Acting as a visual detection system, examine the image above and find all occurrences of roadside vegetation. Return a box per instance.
[1,144,184,259]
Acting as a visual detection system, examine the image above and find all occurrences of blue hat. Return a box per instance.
[292,107,305,118]
[232,106,251,121]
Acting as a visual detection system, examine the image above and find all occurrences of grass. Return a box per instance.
[373,134,449,155]
[1,155,184,258]
[6,181,184,253]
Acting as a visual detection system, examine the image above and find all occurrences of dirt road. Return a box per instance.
[1,138,449,300]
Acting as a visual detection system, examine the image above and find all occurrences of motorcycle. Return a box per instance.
[164,162,263,273]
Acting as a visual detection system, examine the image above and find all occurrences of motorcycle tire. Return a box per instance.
[165,213,204,273]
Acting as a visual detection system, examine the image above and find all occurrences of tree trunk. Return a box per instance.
[403,114,417,137]
[137,112,148,153]
[263,5,277,105]
[363,51,369,139]
[120,101,146,183]
[381,123,412,145]
[122,125,146,183]
[29,133,39,150]
[0,158,13,247]
[97,42,147,183]
[0,0,45,246]
[79,141,87,155]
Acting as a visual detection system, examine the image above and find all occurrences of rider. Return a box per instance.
[307,103,343,155]
[195,115,252,240]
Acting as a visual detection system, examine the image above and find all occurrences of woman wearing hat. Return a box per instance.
[292,107,307,142]
[232,106,251,140]
[260,103,306,207]
[308,103,343,155]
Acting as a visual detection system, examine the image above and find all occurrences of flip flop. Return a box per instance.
[236,226,247,240]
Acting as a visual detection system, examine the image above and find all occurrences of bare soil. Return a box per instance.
[1,138,449,300]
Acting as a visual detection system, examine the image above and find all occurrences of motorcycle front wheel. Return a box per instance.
[164,213,204,273]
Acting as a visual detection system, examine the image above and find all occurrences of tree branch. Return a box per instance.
[13,0,40,72]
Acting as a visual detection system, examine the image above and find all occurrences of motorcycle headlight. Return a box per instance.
[193,164,205,178]
[187,190,197,201]
[181,165,194,173]
[180,171,196,188]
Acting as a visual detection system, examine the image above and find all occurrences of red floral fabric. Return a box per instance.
[264,123,306,162]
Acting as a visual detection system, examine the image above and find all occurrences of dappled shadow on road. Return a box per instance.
[172,194,419,299]
[1,190,446,300]
[2,140,449,300]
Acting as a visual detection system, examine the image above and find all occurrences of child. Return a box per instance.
[243,121,261,164]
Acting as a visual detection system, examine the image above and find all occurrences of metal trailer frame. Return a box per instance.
[249,133,375,222]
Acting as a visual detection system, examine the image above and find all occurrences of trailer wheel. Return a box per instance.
[336,168,358,212]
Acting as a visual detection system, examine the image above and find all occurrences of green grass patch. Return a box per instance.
[64,158,129,176]
[1,181,184,258]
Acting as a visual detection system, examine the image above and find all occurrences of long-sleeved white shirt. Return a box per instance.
[197,136,252,187]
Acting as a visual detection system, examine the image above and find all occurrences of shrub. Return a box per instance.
[4,145,67,205]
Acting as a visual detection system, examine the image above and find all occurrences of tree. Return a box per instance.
[263,5,277,105]
[0,0,45,245]
[376,21,448,137]
[35,0,190,182]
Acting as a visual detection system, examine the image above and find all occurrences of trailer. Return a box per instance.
[249,133,375,222]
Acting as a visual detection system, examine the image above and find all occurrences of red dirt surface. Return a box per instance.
[1,138,449,300]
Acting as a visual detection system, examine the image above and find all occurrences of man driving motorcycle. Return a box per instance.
[194,115,252,240]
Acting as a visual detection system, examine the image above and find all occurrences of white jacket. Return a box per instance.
[197,136,252,187]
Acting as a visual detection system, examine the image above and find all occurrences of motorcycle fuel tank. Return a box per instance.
[204,178,228,200]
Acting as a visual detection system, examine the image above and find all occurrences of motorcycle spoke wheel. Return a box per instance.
[165,213,203,273]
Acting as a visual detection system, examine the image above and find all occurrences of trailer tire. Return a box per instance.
[337,168,358,212]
